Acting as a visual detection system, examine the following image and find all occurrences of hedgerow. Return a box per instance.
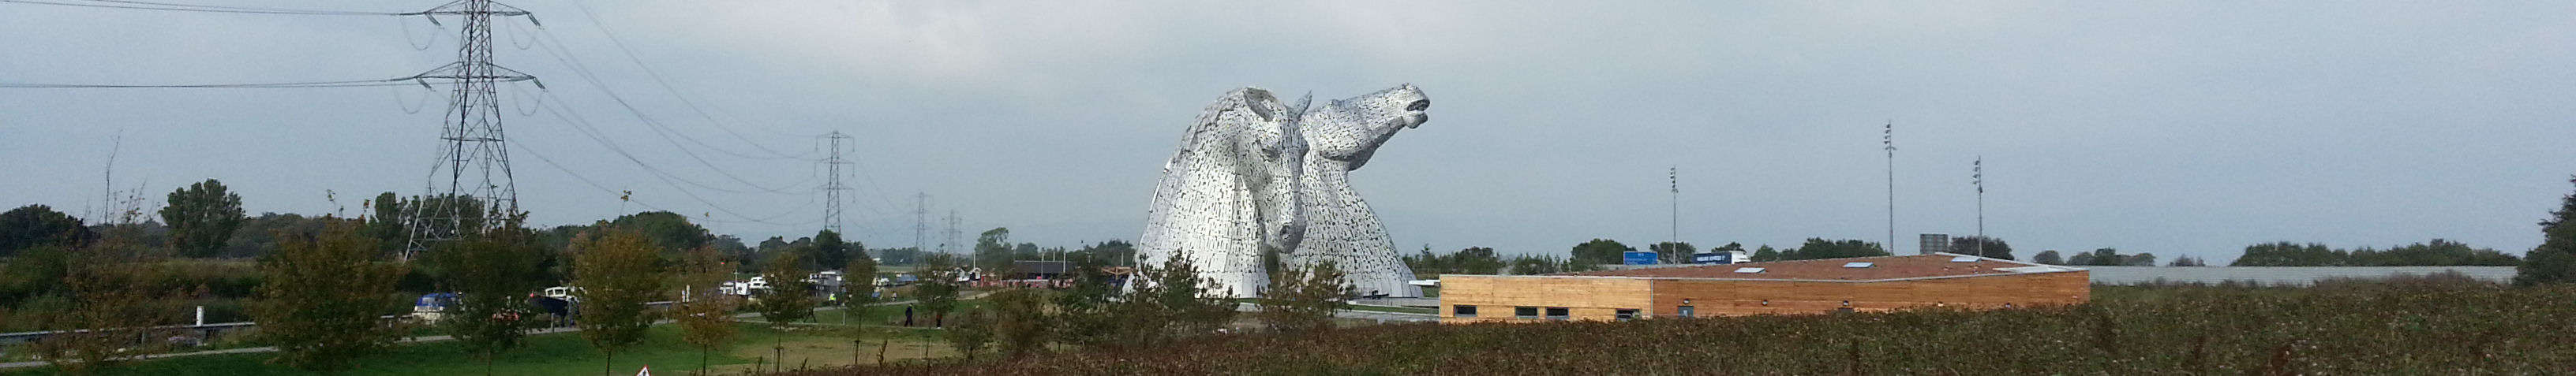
[804,279,2576,374]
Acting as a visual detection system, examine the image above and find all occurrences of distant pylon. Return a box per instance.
[942,210,961,256]
[405,0,540,262]
[820,131,853,234]
[914,192,929,252]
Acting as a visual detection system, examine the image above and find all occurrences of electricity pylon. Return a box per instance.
[821,131,852,234]
[914,192,929,253]
[405,0,540,262]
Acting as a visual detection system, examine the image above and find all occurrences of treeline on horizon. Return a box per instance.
[0,179,1145,336]
[1404,236,2526,277]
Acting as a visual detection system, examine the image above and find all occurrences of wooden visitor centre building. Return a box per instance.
[1438,253,2090,323]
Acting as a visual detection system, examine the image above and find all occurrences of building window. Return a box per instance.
[1454,305,1477,318]
[1676,305,1695,318]
[1616,309,1639,321]
[1544,307,1570,320]
[1515,307,1539,319]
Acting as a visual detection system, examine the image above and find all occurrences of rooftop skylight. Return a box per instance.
[1842,262,1875,268]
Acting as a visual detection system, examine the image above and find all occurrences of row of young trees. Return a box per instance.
[929,252,1361,361]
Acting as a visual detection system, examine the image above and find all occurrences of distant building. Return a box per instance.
[1919,233,1951,255]
[1009,260,1071,280]
[1438,254,2088,323]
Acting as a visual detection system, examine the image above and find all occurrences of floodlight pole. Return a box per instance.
[1884,121,1896,254]
[1974,156,1984,257]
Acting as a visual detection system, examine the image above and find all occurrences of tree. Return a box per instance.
[1258,261,1351,333]
[32,240,182,374]
[0,204,93,257]
[2033,250,2065,265]
[809,229,850,271]
[1507,255,1561,275]
[2167,255,2207,266]
[1069,240,1136,267]
[1451,247,1505,274]
[2518,176,2576,285]
[945,307,996,360]
[1649,241,1697,264]
[1110,252,1237,348]
[985,288,1054,358]
[1782,238,1890,260]
[430,227,547,373]
[2233,242,2347,266]
[2065,248,2151,266]
[251,223,406,372]
[1947,236,2014,260]
[162,179,246,258]
[2125,252,2158,266]
[846,252,880,306]
[915,279,960,328]
[366,192,406,254]
[0,245,73,304]
[1569,239,1632,266]
[754,251,817,328]
[674,245,738,375]
[1051,253,1121,348]
[975,227,1016,272]
[568,229,665,375]
[1750,245,1781,262]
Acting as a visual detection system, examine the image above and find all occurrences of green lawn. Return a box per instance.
[799,301,990,327]
[2,323,892,376]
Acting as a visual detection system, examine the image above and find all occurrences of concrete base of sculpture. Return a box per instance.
[1138,84,1431,298]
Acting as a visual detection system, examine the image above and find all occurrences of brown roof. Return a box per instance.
[1558,254,2069,281]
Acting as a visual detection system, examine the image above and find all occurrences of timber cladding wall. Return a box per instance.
[1439,275,1653,323]
[1650,271,2089,317]
[1437,271,2089,322]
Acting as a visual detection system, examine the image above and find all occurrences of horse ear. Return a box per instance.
[1240,88,1279,121]
[1286,93,1313,121]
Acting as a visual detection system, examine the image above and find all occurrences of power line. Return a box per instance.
[0,77,456,89]
[0,0,415,16]
[564,1,814,160]
[522,32,816,195]
[530,96,818,226]
[517,141,815,226]
[532,98,814,225]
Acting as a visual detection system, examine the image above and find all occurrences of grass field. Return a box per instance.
[2,304,974,376]
[813,278,2576,374]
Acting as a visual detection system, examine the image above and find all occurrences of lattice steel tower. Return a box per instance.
[406,0,540,261]
[820,131,853,234]
[914,192,929,253]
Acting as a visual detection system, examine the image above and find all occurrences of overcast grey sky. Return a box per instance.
[4,1,2572,262]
